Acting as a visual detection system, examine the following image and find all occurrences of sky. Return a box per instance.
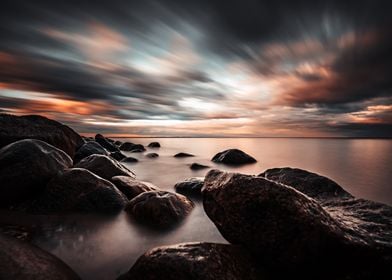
[0,0,391,137]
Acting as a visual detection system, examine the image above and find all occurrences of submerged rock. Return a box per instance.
[189,162,209,170]
[174,177,204,198]
[0,139,72,206]
[95,134,119,152]
[74,141,109,163]
[202,169,392,276]
[174,152,194,158]
[121,157,138,163]
[118,242,262,280]
[147,142,160,148]
[75,154,135,181]
[111,176,158,200]
[0,114,83,158]
[211,149,256,165]
[0,233,80,280]
[125,191,194,228]
[146,152,159,158]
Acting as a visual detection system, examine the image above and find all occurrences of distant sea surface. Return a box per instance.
[30,138,392,279]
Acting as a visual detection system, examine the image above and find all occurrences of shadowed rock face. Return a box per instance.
[74,141,109,163]
[0,114,83,158]
[202,169,392,276]
[211,149,256,165]
[146,152,159,158]
[95,134,120,152]
[0,233,80,280]
[75,154,135,181]
[121,157,138,163]
[147,142,160,148]
[189,163,209,170]
[118,242,262,280]
[111,176,158,200]
[23,168,127,213]
[125,191,194,228]
[110,151,127,161]
[119,142,145,152]
[174,152,194,158]
[174,177,204,198]
[0,139,72,206]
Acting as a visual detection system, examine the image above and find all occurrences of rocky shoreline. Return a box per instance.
[0,114,391,279]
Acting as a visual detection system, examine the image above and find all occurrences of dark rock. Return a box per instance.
[190,162,209,170]
[131,148,145,153]
[111,176,159,200]
[211,149,256,165]
[114,140,123,146]
[121,157,138,163]
[146,152,159,158]
[95,134,119,152]
[0,233,80,279]
[174,177,204,198]
[24,168,127,213]
[110,151,127,161]
[174,152,194,158]
[118,242,262,280]
[0,139,72,206]
[125,191,194,228]
[119,142,135,151]
[74,154,135,181]
[202,169,392,276]
[74,141,109,163]
[0,114,83,158]
[147,142,160,148]
[130,144,146,152]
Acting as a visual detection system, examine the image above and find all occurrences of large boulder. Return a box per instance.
[0,114,83,158]
[0,233,80,279]
[110,151,127,161]
[111,176,159,200]
[118,242,262,280]
[74,141,109,163]
[24,168,127,213]
[0,139,72,206]
[95,134,119,152]
[120,142,146,152]
[125,191,194,228]
[74,154,135,181]
[147,142,160,148]
[211,149,256,165]
[174,177,204,198]
[202,169,392,276]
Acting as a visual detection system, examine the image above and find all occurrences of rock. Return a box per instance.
[121,157,138,163]
[174,177,204,198]
[0,233,80,279]
[174,152,194,158]
[119,142,145,152]
[202,169,392,276]
[190,162,209,170]
[0,114,83,158]
[211,149,256,165]
[111,176,159,200]
[74,141,109,163]
[114,140,123,146]
[147,142,160,148]
[119,142,135,151]
[74,154,135,181]
[130,144,146,152]
[24,168,127,213]
[125,191,194,228]
[110,151,127,161]
[118,242,262,280]
[146,152,159,158]
[95,134,119,152]
[0,139,72,206]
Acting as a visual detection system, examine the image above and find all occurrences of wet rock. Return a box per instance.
[146,152,159,158]
[174,152,194,158]
[125,191,194,228]
[174,177,204,198]
[203,169,392,276]
[0,114,83,158]
[118,242,262,280]
[190,162,209,170]
[211,149,256,165]
[0,233,80,279]
[119,142,135,151]
[0,139,72,206]
[95,134,119,152]
[74,141,109,163]
[110,151,127,161]
[74,154,135,181]
[121,157,138,163]
[120,142,146,152]
[130,144,146,152]
[114,140,123,146]
[147,142,160,148]
[112,176,159,200]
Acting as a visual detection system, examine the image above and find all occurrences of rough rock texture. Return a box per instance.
[174,152,194,158]
[121,157,138,163]
[211,149,256,165]
[74,141,109,163]
[110,151,127,161]
[146,152,159,158]
[24,168,127,213]
[190,163,209,170]
[0,233,80,280]
[74,154,135,181]
[95,134,119,152]
[118,242,262,280]
[202,169,392,276]
[0,114,83,158]
[0,139,72,206]
[111,176,159,200]
[147,142,160,148]
[120,142,145,152]
[174,177,204,198]
[125,191,194,228]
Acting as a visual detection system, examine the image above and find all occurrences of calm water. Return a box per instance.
[30,138,392,279]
